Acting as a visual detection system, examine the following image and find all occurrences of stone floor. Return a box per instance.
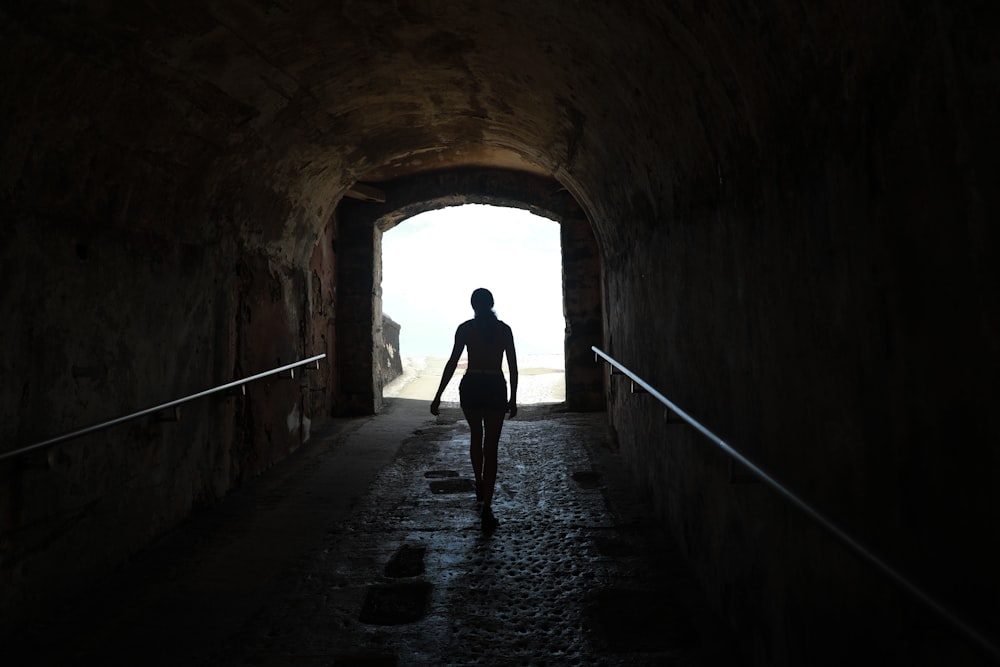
[9,394,741,666]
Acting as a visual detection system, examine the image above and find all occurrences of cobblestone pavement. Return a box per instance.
[9,394,741,666]
[208,402,740,666]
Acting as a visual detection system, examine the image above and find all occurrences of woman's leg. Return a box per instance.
[463,408,485,488]
[480,411,505,511]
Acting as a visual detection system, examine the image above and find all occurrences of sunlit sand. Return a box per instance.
[383,354,565,405]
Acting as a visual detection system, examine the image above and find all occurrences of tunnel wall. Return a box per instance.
[0,14,338,626]
[560,211,604,412]
[0,218,333,627]
[379,314,403,388]
[596,5,999,665]
[335,205,380,414]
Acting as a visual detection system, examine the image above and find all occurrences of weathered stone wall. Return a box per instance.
[593,6,1000,666]
[379,314,403,389]
[0,218,230,623]
[306,218,339,418]
[335,203,379,415]
[560,213,604,412]
[0,7,339,627]
[0,215,332,626]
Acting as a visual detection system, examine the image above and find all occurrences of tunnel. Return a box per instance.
[1,2,998,665]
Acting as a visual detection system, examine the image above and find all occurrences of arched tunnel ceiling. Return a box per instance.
[173,0,674,181]
[167,0,689,185]
[4,1,917,258]
[4,1,764,219]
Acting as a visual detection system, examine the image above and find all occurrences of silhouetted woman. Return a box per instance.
[430,288,518,531]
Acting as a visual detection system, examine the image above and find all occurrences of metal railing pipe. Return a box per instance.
[0,353,326,464]
[592,345,999,661]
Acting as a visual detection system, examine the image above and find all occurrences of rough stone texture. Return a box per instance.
[305,217,338,417]
[379,314,404,388]
[597,6,1000,664]
[336,204,380,415]
[560,212,604,411]
[1,2,998,664]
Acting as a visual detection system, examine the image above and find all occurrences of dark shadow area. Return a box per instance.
[360,582,433,625]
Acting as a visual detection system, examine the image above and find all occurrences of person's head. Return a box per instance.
[471,288,496,320]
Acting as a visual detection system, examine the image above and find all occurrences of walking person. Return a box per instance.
[430,288,518,531]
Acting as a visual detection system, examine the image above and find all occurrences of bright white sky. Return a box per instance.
[381,204,564,357]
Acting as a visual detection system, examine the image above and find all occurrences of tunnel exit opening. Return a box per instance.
[334,167,605,416]
[379,204,566,406]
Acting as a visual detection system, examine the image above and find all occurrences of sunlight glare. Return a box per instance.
[381,204,564,359]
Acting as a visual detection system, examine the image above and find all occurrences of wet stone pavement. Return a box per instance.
[209,405,740,666]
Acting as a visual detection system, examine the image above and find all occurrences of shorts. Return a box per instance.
[459,372,508,411]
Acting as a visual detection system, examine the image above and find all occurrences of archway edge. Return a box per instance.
[335,166,605,414]
[350,167,590,233]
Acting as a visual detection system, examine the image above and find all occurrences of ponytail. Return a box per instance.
[471,287,498,333]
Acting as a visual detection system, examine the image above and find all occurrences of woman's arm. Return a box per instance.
[504,324,518,418]
[430,324,466,415]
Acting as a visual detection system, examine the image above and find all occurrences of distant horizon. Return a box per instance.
[381,204,564,359]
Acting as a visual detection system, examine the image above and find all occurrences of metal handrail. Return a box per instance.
[592,345,999,660]
[0,354,326,464]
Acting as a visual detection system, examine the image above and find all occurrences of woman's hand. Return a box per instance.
[507,399,517,419]
[430,398,441,416]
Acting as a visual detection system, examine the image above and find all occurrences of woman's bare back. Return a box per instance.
[459,319,513,371]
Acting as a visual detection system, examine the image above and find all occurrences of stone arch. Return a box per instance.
[334,167,604,414]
